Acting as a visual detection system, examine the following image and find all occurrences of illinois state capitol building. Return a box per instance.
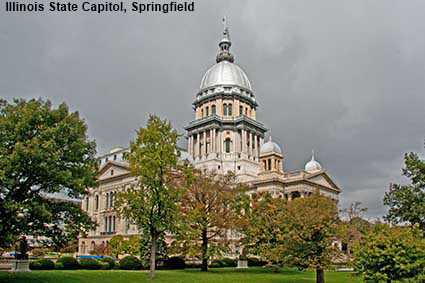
[78,26,342,255]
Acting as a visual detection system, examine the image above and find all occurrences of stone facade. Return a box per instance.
[77,26,341,255]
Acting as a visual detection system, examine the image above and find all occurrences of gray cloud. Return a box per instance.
[1,0,425,218]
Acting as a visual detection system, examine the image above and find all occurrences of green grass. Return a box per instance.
[0,267,361,283]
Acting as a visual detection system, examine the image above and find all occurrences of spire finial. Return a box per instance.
[216,17,234,63]
[311,149,315,161]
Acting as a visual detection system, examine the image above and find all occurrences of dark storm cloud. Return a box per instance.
[1,0,424,218]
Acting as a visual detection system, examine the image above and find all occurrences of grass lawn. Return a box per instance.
[0,267,361,283]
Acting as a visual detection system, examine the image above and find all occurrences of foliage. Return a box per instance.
[165,256,186,269]
[0,98,98,249]
[353,223,425,283]
[384,147,425,231]
[99,261,110,270]
[57,256,80,270]
[210,258,237,268]
[79,258,102,270]
[54,262,64,270]
[119,256,142,270]
[247,257,267,267]
[244,192,339,283]
[29,259,55,270]
[337,202,372,254]
[109,235,125,258]
[100,257,115,269]
[139,233,167,268]
[115,115,181,279]
[172,167,246,271]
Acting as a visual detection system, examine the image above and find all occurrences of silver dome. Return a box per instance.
[260,136,282,154]
[305,153,322,173]
[200,61,252,91]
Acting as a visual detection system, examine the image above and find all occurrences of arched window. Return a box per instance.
[239,105,243,115]
[85,197,89,211]
[245,107,248,115]
[206,106,209,116]
[90,241,95,252]
[268,159,272,171]
[211,105,216,115]
[95,195,99,211]
[201,109,204,117]
[112,216,116,232]
[224,138,232,153]
[110,192,114,207]
[223,104,227,116]
[106,193,109,208]
[108,216,112,233]
[228,104,232,115]
[80,241,86,254]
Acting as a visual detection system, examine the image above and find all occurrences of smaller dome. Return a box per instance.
[260,136,282,154]
[305,153,322,173]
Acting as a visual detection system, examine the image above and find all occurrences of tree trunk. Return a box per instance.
[201,228,208,272]
[149,233,158,279]
[316,268,325,283]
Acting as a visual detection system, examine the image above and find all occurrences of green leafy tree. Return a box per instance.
[243,193,287,266]
[353,223,425,283]
[109,235,125,258]
[0,98,97,248]
[245,193,339,283]
[172,168,245,271]
[139,232,167,268]
[115,115,181,279]
[384,146,425,230]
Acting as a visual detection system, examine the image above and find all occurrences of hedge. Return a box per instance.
[165,257,185,269]
[57,257,80,270]
[119,256,142,270]
[79,258,102,270]
[29,259,55,270]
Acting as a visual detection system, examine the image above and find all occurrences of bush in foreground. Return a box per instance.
[165,257,186,269]
[29,259,55,270]
[79,258,102,270]
[100,257,115,269]
[119,256,142,270]
[57,257,80,270]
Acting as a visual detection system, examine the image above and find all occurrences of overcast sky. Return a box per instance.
[1,0,425,218]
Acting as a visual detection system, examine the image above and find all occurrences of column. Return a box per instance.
[203,131,207,156]
[248,132,252,156]
[242,129,246,153]
[212,128,216,153]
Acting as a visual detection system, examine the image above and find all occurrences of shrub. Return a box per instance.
[54,262,64,270]
[57,257,80,270]
[99,261,110,270]
[29,261,41,270]
[29,259,54,270]
[165,257,186,269]
[185,262,202,269]
[119,256,142,270]
[210,258,236,268]
[247,257,267,267]
[79,258,102,270]
[221,258,237,267]
[100,257,115,269]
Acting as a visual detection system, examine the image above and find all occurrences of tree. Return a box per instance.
[139,232,167,268]
[337,202,372,254]
[384,146,425,231]
[109,235,125,258]
[115,115,181,279]
[244,192,339,283]
[353,223,425,283]
[172,168,245,271]
[243,193,288,266]
[0,98,98,249]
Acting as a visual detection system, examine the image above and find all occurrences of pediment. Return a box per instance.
[307,172,341,192]
[97,161,129,180]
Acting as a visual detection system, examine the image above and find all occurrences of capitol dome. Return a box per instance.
[200,61,252,91]
[305,153,322,173]
[260,136,282,155]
